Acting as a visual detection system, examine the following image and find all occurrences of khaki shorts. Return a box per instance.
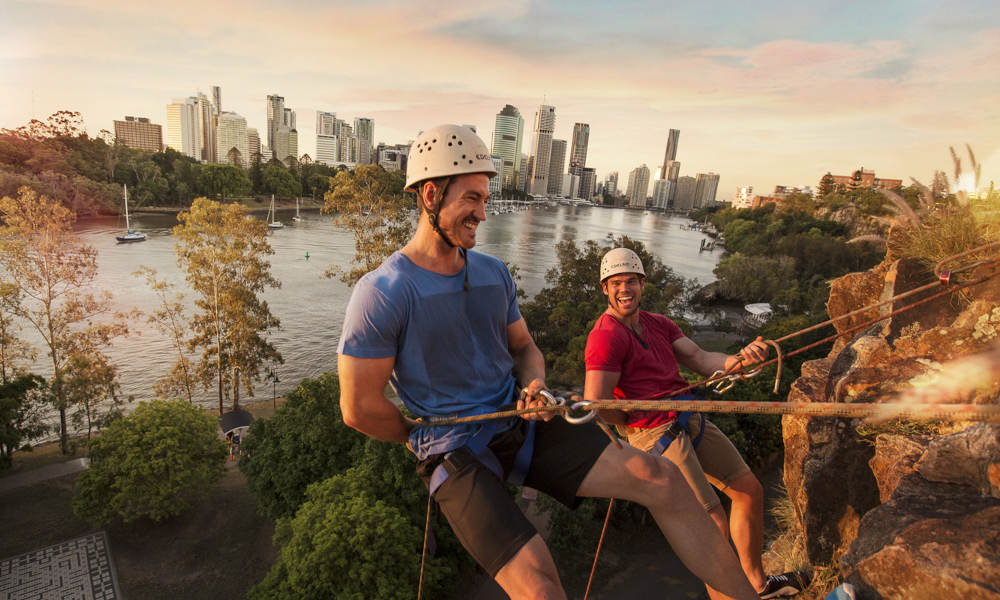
[626,415,751,511]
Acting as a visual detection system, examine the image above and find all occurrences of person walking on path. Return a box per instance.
[583,247,809,599]
[337,125,757,600]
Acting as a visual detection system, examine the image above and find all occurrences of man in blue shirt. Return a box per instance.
[337,124,756,600]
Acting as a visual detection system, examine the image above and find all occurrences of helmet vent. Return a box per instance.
[453,161,459,166]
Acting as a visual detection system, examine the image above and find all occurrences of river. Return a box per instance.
[25,204,723,416]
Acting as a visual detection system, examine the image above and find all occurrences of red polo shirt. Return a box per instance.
[584,311,688,429]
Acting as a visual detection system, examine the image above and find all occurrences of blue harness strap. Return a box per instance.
[427,419,537,497]
[650,411,706,456]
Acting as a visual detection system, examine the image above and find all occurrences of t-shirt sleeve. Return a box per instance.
[503,263,522,325]
[337,277,404,358]
[662,316,685,343]
[585,326,627,372]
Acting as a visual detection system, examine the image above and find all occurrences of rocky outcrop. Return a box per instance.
[776,250,1000,598]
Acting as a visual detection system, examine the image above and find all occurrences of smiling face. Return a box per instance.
[434,173,490,249]
[602,272,645,319]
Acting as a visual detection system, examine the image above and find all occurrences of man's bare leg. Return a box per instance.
[576,444,758,600]
[723,472,767,592]
[494,533,566,600]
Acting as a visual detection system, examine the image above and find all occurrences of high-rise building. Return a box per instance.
[195,92,216,163]
[674,176,697,210]
[275,126,297,165]
[489,155,503,198]
[652,179,671,210]
[579,167,596,201]
[316,111,336,136]
[518,153,529,192]
[491,105,524,190]
[376,143,410,172]
[661,129,680,174]
[316,135,338,165]
[547,139,567,195]
[166,98,200,159]
[625,164,651,208]
[606,172,619,197]
[266,94,284,158]
[283,107,296,131]
[212,86,222,115]
[216,112,249,167]
[113,116,162,152]
[528,104,555,196]
[338,122,354,163]
[247,128,261,160]
[354,117,374,165]
[693,172,720,208]
[734,185,753,209]
[569,123,590,169]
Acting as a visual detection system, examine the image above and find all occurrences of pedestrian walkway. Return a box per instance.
[0,531,121,600]
[0,458,90,496]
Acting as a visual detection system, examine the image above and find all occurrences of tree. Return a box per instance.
[322,165,414,285]
[261,163,301,199]
[239,373,367,520]
[134,266,196,403]
[0,282,36,383]
[198,163,252,201]
[0,187,129,453]
[520,235,694,387]
[72,399,227,525]
[713,254,798,303]
[818,172,835,198]
[0,374,48,470]
[173,198,282,414]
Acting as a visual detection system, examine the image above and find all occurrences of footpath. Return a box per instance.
[0,458,90,495]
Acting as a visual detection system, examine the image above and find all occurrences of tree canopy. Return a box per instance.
[173,198,282,414]
[72,399,227,525]
[0,374,48,470]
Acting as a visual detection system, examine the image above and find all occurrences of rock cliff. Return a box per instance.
[771,252,1000,599]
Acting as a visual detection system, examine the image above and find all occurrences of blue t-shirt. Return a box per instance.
[337,250,523,459]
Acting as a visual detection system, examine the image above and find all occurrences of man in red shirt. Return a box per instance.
[584,247,808,599]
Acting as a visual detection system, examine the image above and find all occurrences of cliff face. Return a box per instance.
[776,255,1000,599]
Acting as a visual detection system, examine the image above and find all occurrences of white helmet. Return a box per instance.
[404,124,497,192]
[600,248,645,282]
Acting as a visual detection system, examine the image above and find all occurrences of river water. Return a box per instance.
[26,205,722,415]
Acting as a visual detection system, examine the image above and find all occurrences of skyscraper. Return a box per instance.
[491,105,524,190]
[528,105,555,196]
[570,123,590,169]
[316,111,336,135]
[354,117,374,165]
[579,167,596,201]
[195,92,216,163]
[489,156,503,198]
[166,98,199,159]
[266,94,284,158]
[652,179,671,210]
[547,139,567,195]
[216,112,248,166]
[674,176,697,210]
[661,129,681,204]
[693,173,721,208]
[114,116,162,152]
[247,128,261,159]
[625,164,651,208]
[212,86,222,115]
[606,172,619,196]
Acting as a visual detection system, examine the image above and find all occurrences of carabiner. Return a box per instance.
[564,400,597,424]
[709,370,737,394]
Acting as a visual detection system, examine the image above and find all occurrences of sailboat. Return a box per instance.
[115,184,147,243]
[293,197,302,222]
[267,195,284,229]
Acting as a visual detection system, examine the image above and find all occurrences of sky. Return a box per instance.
[2,0,999,198]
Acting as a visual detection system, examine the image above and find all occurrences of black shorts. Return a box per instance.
[417,417,610,576]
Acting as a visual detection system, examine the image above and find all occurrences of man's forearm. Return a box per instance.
[511,342,546,389]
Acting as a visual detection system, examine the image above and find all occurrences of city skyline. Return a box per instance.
[3,1,998,196]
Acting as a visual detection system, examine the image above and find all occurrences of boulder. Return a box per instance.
[841,475,1000,599]
[869,434,928,503]
[917,424,1000,499]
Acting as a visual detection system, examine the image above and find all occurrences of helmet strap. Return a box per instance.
[421,177,457,248]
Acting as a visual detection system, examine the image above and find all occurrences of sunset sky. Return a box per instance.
[2,0,999,197]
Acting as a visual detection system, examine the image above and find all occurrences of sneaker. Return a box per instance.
[758,571,810,598]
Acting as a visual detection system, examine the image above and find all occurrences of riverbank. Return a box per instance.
[122,196,325,215]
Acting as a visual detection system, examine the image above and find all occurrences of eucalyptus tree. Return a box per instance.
[173,197,281,414]
[0,187,129,453]
[134,266,196,404]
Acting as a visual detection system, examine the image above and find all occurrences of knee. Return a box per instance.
[503,569,562,600]
[727,472,763,505]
